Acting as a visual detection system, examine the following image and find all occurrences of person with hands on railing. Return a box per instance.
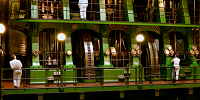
[9,54,23,88]
[78,0,88,20]
[171,54,180,81]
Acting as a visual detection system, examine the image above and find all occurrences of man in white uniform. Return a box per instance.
[171,54,180,80]
[9,54,23,88]
[78,0,88,20]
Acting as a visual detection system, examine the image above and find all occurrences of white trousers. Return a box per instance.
[80,6,87,19]
[13,69,22,87]
[172,67,180,80]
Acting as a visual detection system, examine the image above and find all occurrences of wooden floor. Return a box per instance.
[2,80,200,89]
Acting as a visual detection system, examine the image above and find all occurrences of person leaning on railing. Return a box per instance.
[171,54,180,81]
[9,54,23,88]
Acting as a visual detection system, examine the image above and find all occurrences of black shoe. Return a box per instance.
[14,86,17,88]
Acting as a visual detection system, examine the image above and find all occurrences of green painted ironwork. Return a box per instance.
[103,43,112,66]
[29,69,76,84]
[3,82,200,95]
[103,69,124,82]
[179,0,191,24]
[63,0,70,20]
[31,1,38,18]
[160,67,173,80]
[13,19,200,28]
[32,42,40,67]
[65,35,74,68]
[158,0,166,23]
[99,0,106,21]
[126,0,134,22]
[132,57,140,66]
[190,56,199,66]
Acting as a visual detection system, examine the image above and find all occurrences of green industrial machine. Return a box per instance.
[3,0,200,99]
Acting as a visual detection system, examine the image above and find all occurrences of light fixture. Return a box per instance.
[0,23,5,34]
[169,50,174,56]
[66,49,72,56]
[190,45,199,57]
[132,45,142,57]
[136,34,144,42]
[136,49,142,56]
[192,45,197,51]
[164,45,174,56]
[164,49,170,56]
[131,49,136,56]
[105,50,110,56]
[32,49,39,57]
[110,47,116,56]
[57,33,66,41]
[190,50,194,56]
[167,45,172,50]
[195,50,199,57]
[134,45,140,50]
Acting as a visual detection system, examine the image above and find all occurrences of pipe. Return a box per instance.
[194,0,195,24]
[174,27,176,53]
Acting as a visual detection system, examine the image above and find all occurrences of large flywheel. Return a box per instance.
[82,32,96,80]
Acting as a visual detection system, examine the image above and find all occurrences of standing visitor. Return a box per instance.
[171,54,180,81]
[78,0,88,20]
[9,54,23,88]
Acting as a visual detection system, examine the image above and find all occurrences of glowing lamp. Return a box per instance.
[136,34,144,42]
[66,49,72,56]
[0,23,5,34]
[164,49,170,56]
[57,33,66,41]
[167,45,172,50]
[105,50,110,56]
[131,49,136,56]
[190,50,194,56]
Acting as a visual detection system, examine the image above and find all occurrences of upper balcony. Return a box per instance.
[9,0,200,26]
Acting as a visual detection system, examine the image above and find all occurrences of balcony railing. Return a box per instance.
[9,1,200,24]
[1,65,200,89]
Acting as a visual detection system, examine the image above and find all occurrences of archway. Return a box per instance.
[169,32,188,66]
[139,31,163,78]
[38,28,62,68]
[71,29,101,82]
[108,30,131,67]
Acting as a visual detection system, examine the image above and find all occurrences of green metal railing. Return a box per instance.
[1,65,200,88]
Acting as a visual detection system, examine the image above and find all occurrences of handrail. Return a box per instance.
[1,65,200,89]
[8,0,200,25]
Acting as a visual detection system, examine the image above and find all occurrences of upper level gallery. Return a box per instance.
[9,0,200,25]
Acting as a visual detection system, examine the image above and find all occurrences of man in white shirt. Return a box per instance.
[78,0,88,20]
[9,54,23,88]
[171,54,180,80]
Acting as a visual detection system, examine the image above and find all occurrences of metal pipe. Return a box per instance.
[90,0,93,20]
[115,31,117,50]
[119,0,121,21]
[174,27,176,53]
[119,30,121,55]
[60,42,63,87]
[0,45,2,100]
[172,1,175,23]
[139,44,142,84]
[194,0,195,24]
[194,66,197,82]
[139,64,142,84]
